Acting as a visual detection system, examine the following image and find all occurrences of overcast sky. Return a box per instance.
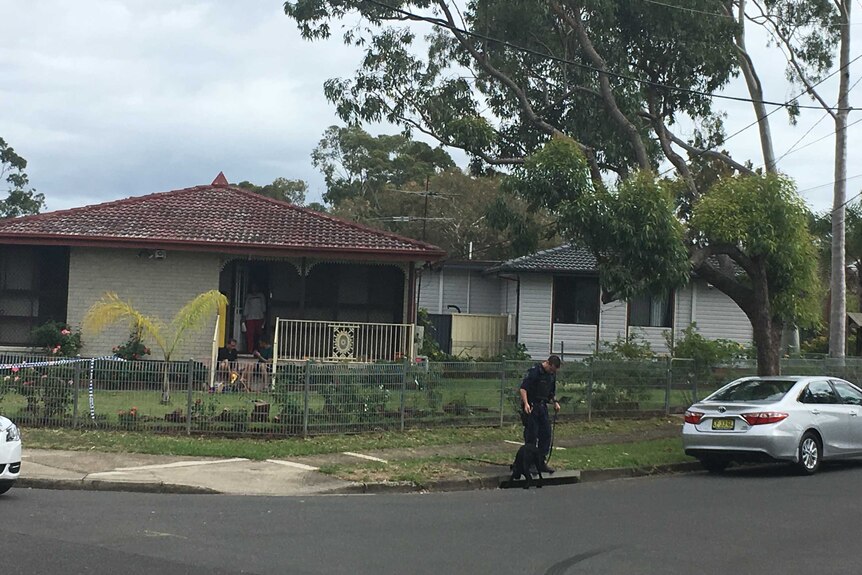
[2,0,860,215]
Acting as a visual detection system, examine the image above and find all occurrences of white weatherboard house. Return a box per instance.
[419,245,753,360]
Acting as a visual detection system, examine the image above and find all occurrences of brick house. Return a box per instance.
[0,174,445,359]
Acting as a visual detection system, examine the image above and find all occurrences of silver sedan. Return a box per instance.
[682,375,862,474]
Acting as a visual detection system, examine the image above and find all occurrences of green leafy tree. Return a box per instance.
[81,290,227,403]
[283,0,818,374]
[0,137,45,218]
[311,125,455,207]
[506,138,820,375]
[315,125,554,258]
[235,177,308,205]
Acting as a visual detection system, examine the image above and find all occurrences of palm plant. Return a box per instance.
[82,290,227,403]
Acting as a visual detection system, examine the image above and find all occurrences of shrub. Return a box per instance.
[587,333,657,409]
[117,407,140,429]
[41,369,74,418]
[666,324,749,366]
[31,321,83,357]
[10,365,75,418]
[113,332,151,361]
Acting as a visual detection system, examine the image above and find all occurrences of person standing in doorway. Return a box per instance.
[243,282,267,353]
[519,355,561,473]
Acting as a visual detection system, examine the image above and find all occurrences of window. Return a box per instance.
[0,246,70,346]
[629,291,672,328]
[798,380,839,404]
[832,380,862,406]
[553,276,599,325]
[707,378,796,402]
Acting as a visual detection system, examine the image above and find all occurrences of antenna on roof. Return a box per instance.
[211,172,229,186]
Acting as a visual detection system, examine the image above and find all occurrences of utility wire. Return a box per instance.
[363,0,858,112]
[772,74,862,167]
[638,0,732,18]
[362,0,862,211]
[658,52,862,178]
[639,0,862,27]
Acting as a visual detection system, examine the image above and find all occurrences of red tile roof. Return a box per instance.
[0,183,446,261]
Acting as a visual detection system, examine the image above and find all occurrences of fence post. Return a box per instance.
[302,360,311,438]
[664,357,672,416]
[691,364,698,404]
[400,358,408,432]
[499,361,506,428]
[587,362,594,422]
[72,360,82,428]
[186,359,194,435]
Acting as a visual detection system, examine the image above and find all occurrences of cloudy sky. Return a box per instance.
[1,0,860,214]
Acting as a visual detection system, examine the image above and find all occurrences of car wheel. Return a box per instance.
[797,431,822,475]
[0,480,13,495]
[699,457,729,474]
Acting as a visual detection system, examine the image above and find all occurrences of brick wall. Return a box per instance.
[67,247,221,360]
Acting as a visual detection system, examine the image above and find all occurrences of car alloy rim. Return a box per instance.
[801,437,819,469]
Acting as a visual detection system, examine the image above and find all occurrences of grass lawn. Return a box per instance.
[318,437,692,485]
[18,415,690,484]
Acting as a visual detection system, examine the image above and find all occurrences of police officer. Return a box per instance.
[519,355,562,473]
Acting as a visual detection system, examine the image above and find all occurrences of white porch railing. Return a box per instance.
[273,318,415,362]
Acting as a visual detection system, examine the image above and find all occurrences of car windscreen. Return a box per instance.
[706,379,797,402]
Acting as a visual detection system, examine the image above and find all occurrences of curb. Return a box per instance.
[17,477,219,495]
[579,461,703,482]
[325,462,702,495]
[16,461,704,496]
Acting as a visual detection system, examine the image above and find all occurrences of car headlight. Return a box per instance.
[5,424,20,442]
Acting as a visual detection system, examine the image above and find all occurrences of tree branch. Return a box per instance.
[748,0,837,120]
[432,0,565,141]
[689,245,756,316]
[645,91,698,198]
[549,0,651,170]
[664,130,755,175]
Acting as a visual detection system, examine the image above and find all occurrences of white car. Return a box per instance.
[683,376,862,474]
[0,415,21,494]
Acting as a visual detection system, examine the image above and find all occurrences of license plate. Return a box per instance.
[712,418,735,430]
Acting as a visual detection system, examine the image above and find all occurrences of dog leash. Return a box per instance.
[546,410,558,464]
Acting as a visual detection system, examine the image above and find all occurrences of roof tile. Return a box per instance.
[0,184,445,259]
[494,244,596,273]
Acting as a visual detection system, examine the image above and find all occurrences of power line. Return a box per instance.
[639,0,862,26]
[361,0,862,206]
[773,74,862,167]
[657,52,862,178]
[798,173,862,195]
[777,116,862,164]
[363,0,858,112]
[639,0,732,19]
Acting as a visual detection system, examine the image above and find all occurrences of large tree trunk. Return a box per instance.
[751,309,783,376]
[829,0,851,359]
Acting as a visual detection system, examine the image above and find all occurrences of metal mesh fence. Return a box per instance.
[6,354,862,436]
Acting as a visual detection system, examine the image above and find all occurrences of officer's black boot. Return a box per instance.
[539,457,555,474]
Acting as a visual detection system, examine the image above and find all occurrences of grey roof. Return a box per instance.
[491,244,597,273]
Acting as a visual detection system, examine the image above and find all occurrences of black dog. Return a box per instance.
[510,444,544,489]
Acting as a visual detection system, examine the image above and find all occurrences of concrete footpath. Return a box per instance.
[15,448,701,497]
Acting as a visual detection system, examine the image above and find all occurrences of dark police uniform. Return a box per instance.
[519,363,557,459]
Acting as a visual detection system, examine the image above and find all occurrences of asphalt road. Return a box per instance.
[3,462,862,575]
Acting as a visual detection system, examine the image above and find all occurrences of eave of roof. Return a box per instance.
[487,244,597,274]
[0,183,446,261]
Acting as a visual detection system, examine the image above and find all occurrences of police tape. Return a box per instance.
[1,356,126,421]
